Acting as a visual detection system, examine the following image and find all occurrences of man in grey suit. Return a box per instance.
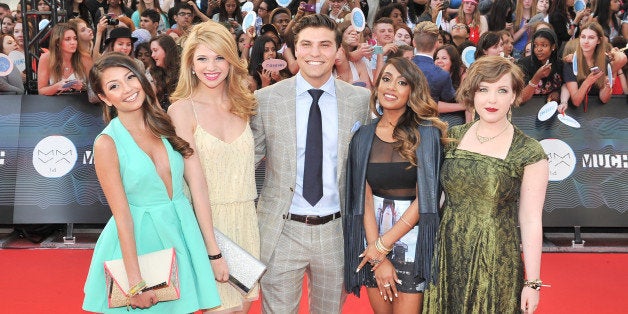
[251,14,371,314]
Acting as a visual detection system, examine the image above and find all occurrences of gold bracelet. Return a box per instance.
[399,216,413,228]
[128,280,147,297]
[375,236,392,255]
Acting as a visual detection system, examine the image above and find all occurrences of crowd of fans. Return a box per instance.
[1,0,627,116]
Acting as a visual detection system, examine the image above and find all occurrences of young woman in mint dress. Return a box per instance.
[82,53,226,313]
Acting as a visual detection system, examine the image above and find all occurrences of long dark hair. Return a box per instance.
[370,57,448,166]
[487,0,514,31]
[374,3,407,25]
[149,35,179,108]
[248,35,276,88]
[434,44,464,90]
[218,0,243,23]
[548,0,568,17]
[89,53,192,157]
[593,0,620,39]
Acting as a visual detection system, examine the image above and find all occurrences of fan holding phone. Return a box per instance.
[563,22,626,108]
[37,23,93,95]
[517,28,565,105]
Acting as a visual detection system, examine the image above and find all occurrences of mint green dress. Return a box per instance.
[83,118,221,313]
[424,123,547,313]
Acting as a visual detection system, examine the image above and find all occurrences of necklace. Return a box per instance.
[475,122,510,144]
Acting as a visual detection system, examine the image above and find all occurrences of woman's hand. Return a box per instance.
[129,290,158,309]
[71,79,84,91]
[584,69,604,85]
[574,8,591,25]
[533,62,552,81]
[357,43,374,59]
[356,243,387,272]
[520,286,540,313]
[562,53,574,63]
[259,69,272,87]
[373,259,399,302]
[557,101,568,114]
[270,70,282,82]
[505,22,513,31]
[210,257,229,283]
[245,25,256,40]
[382,43,398,56]
[97,16,108,34]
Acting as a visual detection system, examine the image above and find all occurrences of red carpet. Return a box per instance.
[1,249,626,313]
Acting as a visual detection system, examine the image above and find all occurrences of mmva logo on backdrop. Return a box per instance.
[539,139,576,181]
[32,136,77,178]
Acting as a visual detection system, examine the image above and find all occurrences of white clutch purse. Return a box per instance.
[214,228,267,294]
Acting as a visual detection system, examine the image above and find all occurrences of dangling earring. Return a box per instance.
[192,70,195,75]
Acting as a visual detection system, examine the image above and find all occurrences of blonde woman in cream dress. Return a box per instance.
[168,21,259,314]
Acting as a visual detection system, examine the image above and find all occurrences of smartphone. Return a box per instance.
[545,59,550,66]
[300,3,315,13]
[62,80,77,89]
[373,45,383,54]
[590,66,600,73]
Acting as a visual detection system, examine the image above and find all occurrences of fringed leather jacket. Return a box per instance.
[343,119,443,296]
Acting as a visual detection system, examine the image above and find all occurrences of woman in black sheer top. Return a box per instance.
[344,57,448,313]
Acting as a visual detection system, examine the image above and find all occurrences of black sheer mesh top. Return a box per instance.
[366,135,417,200]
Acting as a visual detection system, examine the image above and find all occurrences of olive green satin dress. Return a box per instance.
[424,123,547,313]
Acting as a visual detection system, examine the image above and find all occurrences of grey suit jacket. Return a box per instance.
[251,76,371,263]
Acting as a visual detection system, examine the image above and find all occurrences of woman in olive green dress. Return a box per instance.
[424,56,549,313]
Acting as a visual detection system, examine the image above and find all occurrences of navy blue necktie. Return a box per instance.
[303,89,324,206]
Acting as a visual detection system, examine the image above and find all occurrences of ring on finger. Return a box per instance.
[383,283,391,288]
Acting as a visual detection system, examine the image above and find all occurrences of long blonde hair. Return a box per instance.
[171,21,256,119]
[457,2,481,27]
[67,18,93,57]
[514,0,537,32]
[48,23,88,83]
[576,22,608,89]
[370,57,448,166]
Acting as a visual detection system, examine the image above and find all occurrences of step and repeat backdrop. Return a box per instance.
[0,94,626,226]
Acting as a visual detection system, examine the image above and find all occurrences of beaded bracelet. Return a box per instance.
[524,279,544,291]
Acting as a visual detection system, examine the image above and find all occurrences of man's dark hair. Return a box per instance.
[292,14,340,48]
[0,3,10,11]
[141,8,160,24]
[175,2,194,14]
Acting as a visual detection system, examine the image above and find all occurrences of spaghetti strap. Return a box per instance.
[190,99,199,124]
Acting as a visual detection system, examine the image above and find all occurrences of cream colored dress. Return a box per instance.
[192,105,260,313]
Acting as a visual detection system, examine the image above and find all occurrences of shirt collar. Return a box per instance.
[415,52,434,60]
[296,72,337,98]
